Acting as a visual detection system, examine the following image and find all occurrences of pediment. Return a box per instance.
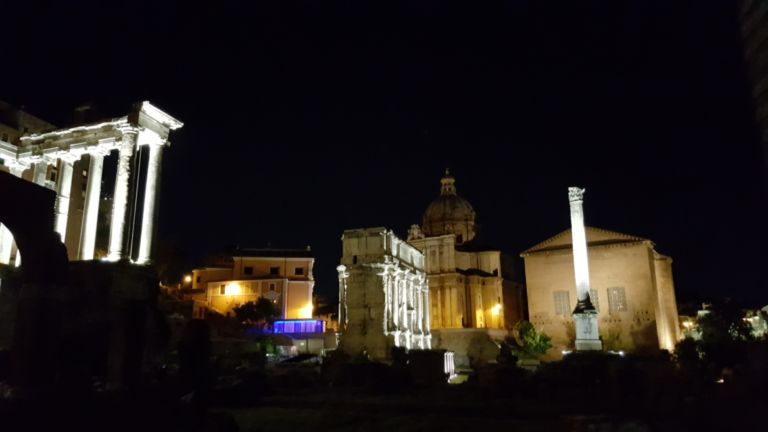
[521,227,649,255]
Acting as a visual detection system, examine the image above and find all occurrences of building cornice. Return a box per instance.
[521,239,652,257]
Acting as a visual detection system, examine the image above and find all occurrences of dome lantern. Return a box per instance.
[421,170,476,243]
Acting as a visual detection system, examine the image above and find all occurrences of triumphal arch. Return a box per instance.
[0,101,182,265]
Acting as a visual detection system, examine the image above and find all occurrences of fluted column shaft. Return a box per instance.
[107,131,137,261]
[53,159,75,241]
[79,153,105,260]
[568,187,591,303]
[136,143,164,264]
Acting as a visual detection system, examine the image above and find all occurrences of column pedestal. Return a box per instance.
[573,310,603,351]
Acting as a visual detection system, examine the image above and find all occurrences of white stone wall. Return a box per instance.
[338,227,431,360]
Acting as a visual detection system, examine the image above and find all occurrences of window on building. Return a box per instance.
[219,284,225,295]
[243,266,253,275]
[553,291,571,316]
[269,284,276,291]
[607,287,628,314]
[269,266,279,275]
[352,256,358,264]
[196,276,201,283]
[590,289,600,312]
[294,267,304,276]
[49,170,57,183]
[82,169,88,177]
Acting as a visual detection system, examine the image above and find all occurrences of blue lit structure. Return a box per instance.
[273,319,324,334]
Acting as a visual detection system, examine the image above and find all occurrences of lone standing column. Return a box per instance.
[54,157,76,241]
[568,187,602,351]
[136,142,164,264]
[79,151,106,260]
[107,129,137,261]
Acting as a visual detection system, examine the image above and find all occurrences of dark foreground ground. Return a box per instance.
[0,379,763,432]
[223,384,762,432]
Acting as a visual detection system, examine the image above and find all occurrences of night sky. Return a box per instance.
[5,1,767,306]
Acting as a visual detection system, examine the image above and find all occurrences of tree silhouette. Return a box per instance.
[499,320,552,361]
[233,298,280,329]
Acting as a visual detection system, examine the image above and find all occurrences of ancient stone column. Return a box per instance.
[337,265,348,331]
[0,163,27,265]
[79,151,106,260]
[53,157,76,242]
[393,272,400,327]
[568,187,602,351]
[107,130,137,261]
[32,161,48,186]
[136,142,164,264]
[423,286,431,333]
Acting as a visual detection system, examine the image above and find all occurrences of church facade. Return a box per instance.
[521,227,680,356]
[407,171,507,330]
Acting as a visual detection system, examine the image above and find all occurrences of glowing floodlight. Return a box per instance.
[298,303,314,319]
[491,303,502,316]
[224,283,242,296]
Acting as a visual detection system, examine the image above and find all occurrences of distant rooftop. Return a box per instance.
[233,246,313,258]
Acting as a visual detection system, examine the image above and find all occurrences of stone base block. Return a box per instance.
[575,339,603,351]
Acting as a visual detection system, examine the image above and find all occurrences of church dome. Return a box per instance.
[421,170,476,243]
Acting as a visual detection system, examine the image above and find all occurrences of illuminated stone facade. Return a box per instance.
[0,101,182,264]
[189,248,315,321]
[338,227,431,360]
[407,172,506,330]
[522,227,680,357]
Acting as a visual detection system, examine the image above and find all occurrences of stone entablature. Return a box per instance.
[0,101,182,266]
[337,227,431,360]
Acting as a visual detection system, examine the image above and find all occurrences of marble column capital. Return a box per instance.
[117,127,139,150]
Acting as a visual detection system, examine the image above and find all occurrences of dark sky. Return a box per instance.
[5,1,767,306]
